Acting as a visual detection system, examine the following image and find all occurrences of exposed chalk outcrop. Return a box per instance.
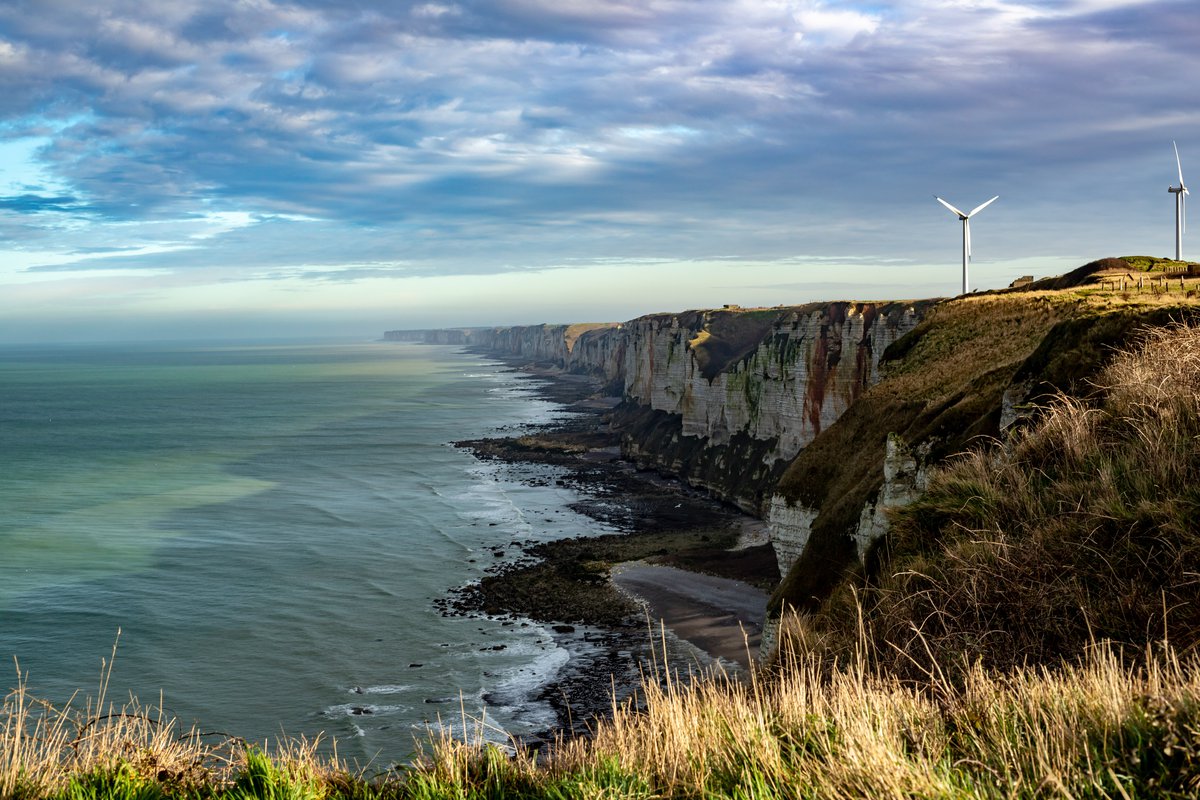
[622,304,922,464]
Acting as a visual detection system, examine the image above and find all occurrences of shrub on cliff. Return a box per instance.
[845,321,1200,676]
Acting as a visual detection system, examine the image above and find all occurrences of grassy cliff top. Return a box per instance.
[562,322,618,351]
[770,260,1200,618]
[793,320,1200,681]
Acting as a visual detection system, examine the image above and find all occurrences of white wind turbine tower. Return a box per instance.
[935,194,999,294]
[1169,141,1188,261]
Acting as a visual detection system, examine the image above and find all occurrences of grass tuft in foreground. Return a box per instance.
[1,647,371,800]
[8,638,1200,798]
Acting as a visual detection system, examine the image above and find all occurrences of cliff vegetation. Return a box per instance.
[770,258,1200,619]
[790,320,1200,678]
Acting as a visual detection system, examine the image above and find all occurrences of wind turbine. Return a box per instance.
[935,194,999,294]
[1169,141,1188,261]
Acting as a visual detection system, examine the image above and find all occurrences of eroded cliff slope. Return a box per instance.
[765,262,1200,641]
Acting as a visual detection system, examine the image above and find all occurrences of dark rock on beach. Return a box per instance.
[443,357,773,738]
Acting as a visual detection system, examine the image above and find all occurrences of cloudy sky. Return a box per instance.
[0,0,1196,341]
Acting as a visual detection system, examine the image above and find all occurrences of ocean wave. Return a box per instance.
[476,631,569,738]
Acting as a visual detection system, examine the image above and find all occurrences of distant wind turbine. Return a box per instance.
[935,194,999,294]
[1169,141,1188,261]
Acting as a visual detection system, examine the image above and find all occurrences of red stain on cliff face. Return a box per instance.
[804,303,848,436]
[805,326,828,436]
[852,303,878,404]
[804,302,886,435]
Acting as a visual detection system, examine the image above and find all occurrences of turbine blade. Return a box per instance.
[936,196,967,218]
[1175,141,1186,189]
[966,220,972,259]
[968,195,999,217]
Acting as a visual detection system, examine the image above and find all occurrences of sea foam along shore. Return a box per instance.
[445,355,777,739]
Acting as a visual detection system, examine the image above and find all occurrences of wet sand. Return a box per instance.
[612,563,768,670]
[449,355,779,737]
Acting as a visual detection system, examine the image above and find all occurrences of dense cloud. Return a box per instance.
[0,0,1196,335]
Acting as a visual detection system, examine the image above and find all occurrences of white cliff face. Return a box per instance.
[623,304,922,463]
[851,434,931,562]
[566,325,626,385]
[761,433,931,662]
[622,315,692,412]
[767,433,931,581]
[454,323,626,384]
[408,305,921,475]
[484,324,572,364]
[767,494,819,577]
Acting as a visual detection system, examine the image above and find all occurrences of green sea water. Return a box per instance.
[0,341,608,763]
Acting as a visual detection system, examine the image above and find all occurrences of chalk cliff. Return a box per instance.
[391,301,929,515]
[620,304,924,458]
[611,303,928,513]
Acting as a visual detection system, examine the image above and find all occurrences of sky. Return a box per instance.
[0,0,1197,342]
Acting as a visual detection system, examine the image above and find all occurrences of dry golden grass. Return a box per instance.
[2,645,219,798]
[7,628,1200,797]
[1,640,364,799]
[823,320,1200,678]
[405,634,1200,799]
[878,293,1065,402]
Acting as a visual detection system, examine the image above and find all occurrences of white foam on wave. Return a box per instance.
[485,386,531,398]
[446,465,534,537]
[479,630,571,734]
[351,684,411,695]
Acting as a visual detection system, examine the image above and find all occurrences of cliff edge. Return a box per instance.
[387,255,1200,663]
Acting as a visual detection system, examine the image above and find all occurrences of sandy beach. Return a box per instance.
[612,563,768,670]
[451,361,778,735]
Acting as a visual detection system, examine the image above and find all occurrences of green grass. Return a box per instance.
[1120,255,1198,273]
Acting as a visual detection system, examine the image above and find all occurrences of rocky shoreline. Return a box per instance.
[438,355,776,742]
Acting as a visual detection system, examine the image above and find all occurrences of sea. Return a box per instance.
[0,339,618,766]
